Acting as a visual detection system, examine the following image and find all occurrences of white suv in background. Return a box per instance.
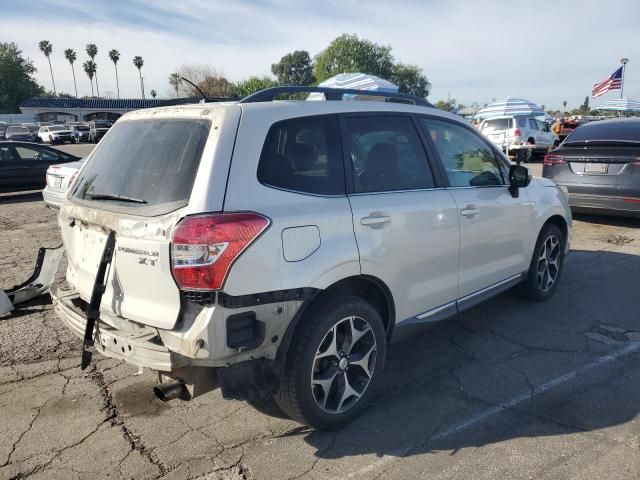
[52,87,571,430]
[481,115,559,160]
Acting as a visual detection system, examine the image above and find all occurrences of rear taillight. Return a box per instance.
[631,157,640,166]
[171,213,270,291]
[544,153,566,166]
[513,127,522,137]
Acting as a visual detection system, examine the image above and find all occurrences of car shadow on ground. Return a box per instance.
[0,190,45,204]
[266,249,640,463]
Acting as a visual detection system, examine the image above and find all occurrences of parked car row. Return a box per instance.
[0,120,111,144]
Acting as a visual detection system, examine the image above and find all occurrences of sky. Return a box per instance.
[1,0,638,110]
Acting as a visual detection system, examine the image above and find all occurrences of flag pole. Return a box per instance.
[620,58,629,99]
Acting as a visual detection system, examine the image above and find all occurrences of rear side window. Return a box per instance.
[73,119,210,213]
[342,115,435,193]
[483,118,511,131]
[257,115,344,195]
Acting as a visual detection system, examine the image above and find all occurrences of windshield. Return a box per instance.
[93,121,111,127]
[49,126,66,131]
[76,125,90,131]
[72,118,210,214]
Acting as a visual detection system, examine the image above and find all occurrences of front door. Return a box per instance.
[342,114,460,323]
[419,118,533,299]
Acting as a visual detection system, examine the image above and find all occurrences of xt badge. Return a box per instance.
[138,257,157,266]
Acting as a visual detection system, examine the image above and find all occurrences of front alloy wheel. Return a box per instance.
[536,235,561,292]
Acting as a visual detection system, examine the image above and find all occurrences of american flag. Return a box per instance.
[592,67,623,97]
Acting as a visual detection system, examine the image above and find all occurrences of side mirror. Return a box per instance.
[508,164,530,197]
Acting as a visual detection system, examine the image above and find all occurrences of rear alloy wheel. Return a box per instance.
[517,223,564,301]
[275,296,386,429]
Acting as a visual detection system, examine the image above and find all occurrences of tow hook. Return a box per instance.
[1,244,65,316]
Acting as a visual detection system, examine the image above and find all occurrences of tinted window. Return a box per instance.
[528,119,539,130]
[0,146,17,161]
[343,115,434,193]
[565,120,640,143]
[73,119,210,213]
[421,118,506,187]
[257,115,344,195]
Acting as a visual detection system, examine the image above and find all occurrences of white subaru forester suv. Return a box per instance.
[52,87,571,430]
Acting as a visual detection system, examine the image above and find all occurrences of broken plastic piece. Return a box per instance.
[1,244,64,315]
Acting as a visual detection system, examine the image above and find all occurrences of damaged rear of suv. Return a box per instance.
[53,87,571,430]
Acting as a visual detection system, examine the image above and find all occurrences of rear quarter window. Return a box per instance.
[257,115,345,195]
[72,118,210,214]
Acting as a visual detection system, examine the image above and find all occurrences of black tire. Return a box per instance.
[517,223,565,301]
[275,295,387,430]
[49,136,54,145]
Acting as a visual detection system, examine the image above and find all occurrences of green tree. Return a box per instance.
[133,56,144,98]
[390,63,430,98]
[86,44,99,97]
[64,49,78,97]
[0,42,44,113]
[108,49,120,99]
[580,96,590,113]
[271,50,315,85]
[169,72,181,97]
[150,89,157,98]
[233,76,278,97]
[38,40,56,94]
[83,60,96,97]
[314,34,394,83]
[434,98,456,112]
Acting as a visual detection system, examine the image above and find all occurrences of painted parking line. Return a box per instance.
[340,340,640,480]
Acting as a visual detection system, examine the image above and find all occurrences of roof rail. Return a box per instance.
[239,86,432,107]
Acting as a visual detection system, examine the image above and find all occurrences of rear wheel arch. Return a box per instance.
[276,275,395,367]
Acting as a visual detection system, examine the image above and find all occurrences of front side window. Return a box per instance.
[421,118,506,188]
[528,119,539,130]
[342,115,435,193]
[257,115,344,195]
[14,146,60,161]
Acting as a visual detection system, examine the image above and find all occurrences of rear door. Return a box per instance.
[0,145,23,189]
[420,117,533,299]
[12,145,68,187]
[342,114,460,323]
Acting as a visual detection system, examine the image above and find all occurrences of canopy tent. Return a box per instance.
[596,98,640,112]
[476,98,545,119]
[307,73,398,101]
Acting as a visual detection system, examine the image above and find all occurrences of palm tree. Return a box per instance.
[133,56,145,98]
[38,40,56,94]
[108,49,120,99]
[169,73,181,97]
[64,49,78,97]
[562,100,567,115]
[83,60,96,97]
[150,89,157,99]
[86,44,99,97]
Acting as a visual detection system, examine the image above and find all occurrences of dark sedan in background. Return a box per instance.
[543,118,640,217]
[0,142,80,192]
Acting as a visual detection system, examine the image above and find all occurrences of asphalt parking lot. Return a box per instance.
[1,146,639,480]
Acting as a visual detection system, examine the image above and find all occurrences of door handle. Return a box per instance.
[361,215,391,227]
[460,206,479,218]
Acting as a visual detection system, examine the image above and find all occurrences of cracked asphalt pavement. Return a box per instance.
[1,157,640,479]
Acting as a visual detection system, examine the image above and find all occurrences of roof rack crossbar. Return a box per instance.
[239,86,432,107]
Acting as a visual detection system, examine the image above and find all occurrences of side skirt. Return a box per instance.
[391,273,525,343]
